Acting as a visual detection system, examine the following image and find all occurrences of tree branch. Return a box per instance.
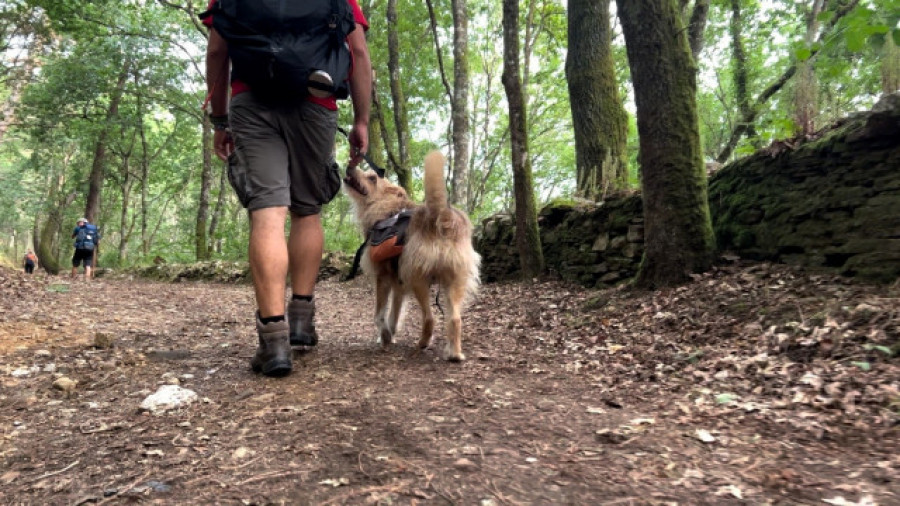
[715,0,861,163]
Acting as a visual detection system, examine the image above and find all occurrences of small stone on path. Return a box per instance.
[140,385,198,413]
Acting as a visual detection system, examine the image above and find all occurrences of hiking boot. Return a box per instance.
[288,298,319,347]
[250,316,292,377]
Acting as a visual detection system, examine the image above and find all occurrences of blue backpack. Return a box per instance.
[74,224,100,250]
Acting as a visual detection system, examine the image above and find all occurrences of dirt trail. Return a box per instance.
[0,264,897,505]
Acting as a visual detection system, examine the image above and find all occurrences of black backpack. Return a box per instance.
[201,0,356,101]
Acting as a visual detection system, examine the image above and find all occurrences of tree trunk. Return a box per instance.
[117,161,134,262]
[386,0,412,192]
[502,0,544,279]
[208,163,227,257]
[687,0,710,62]
[196,116,213,261]
[141,134,150,255]
[450,0,471,209]
[730,0,758,144]
[793,0,825,136]
[715,0,859,162]
[881,29,900,93]
[85,60,131,224]
[566,0,629,199]
[38,172,67,275]
[368,77,387,170]
[616,0,715,288]
[32,215,41,259]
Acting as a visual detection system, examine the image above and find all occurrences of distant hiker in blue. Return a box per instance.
[71,217,100,280]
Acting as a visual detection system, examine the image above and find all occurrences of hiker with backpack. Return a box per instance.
[23,249,38,274]
[201,0,372,377]
[71,217,101,280]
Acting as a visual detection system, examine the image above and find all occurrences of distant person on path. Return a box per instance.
[202,0,372,377]
[71,217,100,280]
[23,249,38,274]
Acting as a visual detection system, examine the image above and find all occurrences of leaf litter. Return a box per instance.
[0,260,897,504]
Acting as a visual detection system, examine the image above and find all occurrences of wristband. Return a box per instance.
[209,114,229,130]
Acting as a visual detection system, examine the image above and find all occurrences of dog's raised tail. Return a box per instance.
[423,150,448,213]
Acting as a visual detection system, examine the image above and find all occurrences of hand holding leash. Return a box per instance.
[338,126,386,178]
[347,123,368,168]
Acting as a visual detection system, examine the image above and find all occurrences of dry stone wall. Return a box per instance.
[474,93,900,285]
[709,93,900,283]
[475,196,645,287]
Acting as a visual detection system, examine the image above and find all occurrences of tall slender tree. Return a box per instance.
[85,59,130,224]
[566,0,629,198]
[616,0,715,288]
[196,116,213,260]
[386,0,412,191]
[716,0,860,162]
[502,0,544,278]
[881,25,900,93]
[794,0,826,136]
[450,0,471,209]
[730,0,758,146]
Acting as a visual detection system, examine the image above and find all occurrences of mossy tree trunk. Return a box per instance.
[196,115,212,261]
[685,0,710,61]
[793,0,825,136]
[450,0,471,210]
[882,31,900,93]
[386,0,412,192]
[37,171,69,275]
[502,0,544,279]
[616,0,715,288]
[730,0,759,145]
[566,0,629,199]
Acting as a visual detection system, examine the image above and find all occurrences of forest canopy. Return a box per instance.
[0,0,896,270]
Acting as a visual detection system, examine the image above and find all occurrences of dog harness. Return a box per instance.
[367,209,413,263]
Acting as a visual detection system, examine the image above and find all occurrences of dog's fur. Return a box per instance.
[343,151,480,361]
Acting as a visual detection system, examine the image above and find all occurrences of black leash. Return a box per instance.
[336,127,387,178]
[337,125,385,281]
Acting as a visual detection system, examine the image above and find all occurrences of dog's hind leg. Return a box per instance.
[375,275,393,347]
[443,280,468,362]
[410,280,434,351]
[386,286,406,338]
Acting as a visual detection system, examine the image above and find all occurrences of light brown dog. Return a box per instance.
[343,151,480,361]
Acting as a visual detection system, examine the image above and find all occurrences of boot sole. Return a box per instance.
[251,359,292,377]
[290,333,318,347]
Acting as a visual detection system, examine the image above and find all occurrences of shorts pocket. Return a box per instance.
[317,161,342,205]
[227,148,253,208]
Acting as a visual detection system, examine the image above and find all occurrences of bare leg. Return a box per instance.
[249,207,289,318]
[288,213,323,296]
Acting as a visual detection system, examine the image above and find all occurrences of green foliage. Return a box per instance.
[0,0,890,270]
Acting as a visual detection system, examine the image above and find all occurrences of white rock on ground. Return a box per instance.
[140,385,198,413]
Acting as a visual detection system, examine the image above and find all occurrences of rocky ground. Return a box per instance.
[0,260,897,505]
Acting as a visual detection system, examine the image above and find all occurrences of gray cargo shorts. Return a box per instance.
[227,92,342,216]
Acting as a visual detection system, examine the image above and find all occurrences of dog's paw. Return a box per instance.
[444,345,465,362]
[379,328,393,347]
